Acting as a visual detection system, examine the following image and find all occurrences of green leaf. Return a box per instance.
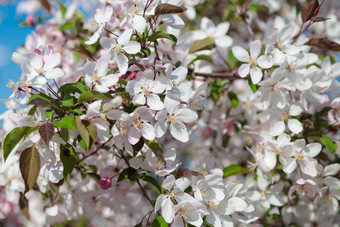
[188,37,215,54]
[61,94,75,107]
[315,106,332,117]
[223,164,248,178]
[228,92,239,108]
[60,145,77,180]
[210,79,228,101]
[140,174,162,193]
[87,172,101,181]
[152,216,168,227]
[188,54,212,66]
[228,50,238,68]
[314,119,328,129]
[75,116,90,149]
[53,116,76,130]
[82,120,97,150]
[59,83,82,94]
[24,126,40,139]
[248,76,259,93]
[149,31,177,44]
[19,146,41,193]
[320,134,338,153]
[118,168,138,182]
[60,128,69,142]
[28,106,37,116]
[3,126,31,161]
[57,1,67,19]
[145,139,163,159]
[248,4,269,13]
[117,79,127,85]
[77,91,113,103]
[45,109,53,120]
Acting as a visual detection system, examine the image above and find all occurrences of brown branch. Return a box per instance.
[192,71,245,80]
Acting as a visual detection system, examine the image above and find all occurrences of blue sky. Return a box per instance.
[0,4,33,113]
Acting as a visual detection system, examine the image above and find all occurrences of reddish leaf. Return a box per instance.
[19,193,30,220]
[304,38,340,51]
[29,98,52,107]
[312,16,330,22]
[40,0,51,13]
[73,47,96,61]
[19,146,41,194]
[39,123,54,145]
[154,3,187,15]
[177,168,203,178]
[301,0,319,23]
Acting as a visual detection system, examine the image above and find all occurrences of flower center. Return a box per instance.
[117,124,127,135]
[249,56,256,65]
[293,151,303,160]
[281,113,289,120]
[177,207,188,219]
[134,118,141,127]
[112,44,123,55]
[167,115,177,124]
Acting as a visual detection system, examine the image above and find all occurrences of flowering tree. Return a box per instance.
[1,0,340,226]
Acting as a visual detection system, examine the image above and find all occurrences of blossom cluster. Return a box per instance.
[0,0,340,226]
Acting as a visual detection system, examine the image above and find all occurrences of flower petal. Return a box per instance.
[232,46,250,62]
[250,66,262,84]
[238,64,250,78]
[123,41,141,54]
[170,121,189,142]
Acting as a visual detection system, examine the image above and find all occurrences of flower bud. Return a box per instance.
[25,15,35,25]
[99,177,112,190]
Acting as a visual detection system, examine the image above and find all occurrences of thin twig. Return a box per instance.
[117,148,154,206]
[77,136,113,163]
[192,71,243,80]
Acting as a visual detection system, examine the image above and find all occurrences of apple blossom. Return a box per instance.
[232,40,273,84]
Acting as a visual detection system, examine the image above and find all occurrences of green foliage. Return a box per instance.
[149,31,177,45]
[152,216,168,227]
[57,1,67,19]
[53,116,76,130]
[223,164,249,178]
[228,91,239,108]
[75,116,97,150]
[320,134,338,153]
[188,55,212,66]
[248,76,260,93]
[3,126,32,161]
[210,79,228,101]
[145,139,163,159]
[118,167,138,182]
[60,145,77,180]
[77,91,113,103]
[188,37,215,54]
[140,174,162,193]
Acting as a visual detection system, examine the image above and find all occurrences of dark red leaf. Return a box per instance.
[304,38,340,51]
[154,3,187,15]
[301,0,319,23]
[40,0,51,13]
[39,123,54,144]
[73,47,96,61]
[311,16,330,22]
[29,98,52,107]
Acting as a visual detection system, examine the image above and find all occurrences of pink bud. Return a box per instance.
[99,177,112,190]
[129,72,137,80]
[0,201,14,216]
[26,15,35,25]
